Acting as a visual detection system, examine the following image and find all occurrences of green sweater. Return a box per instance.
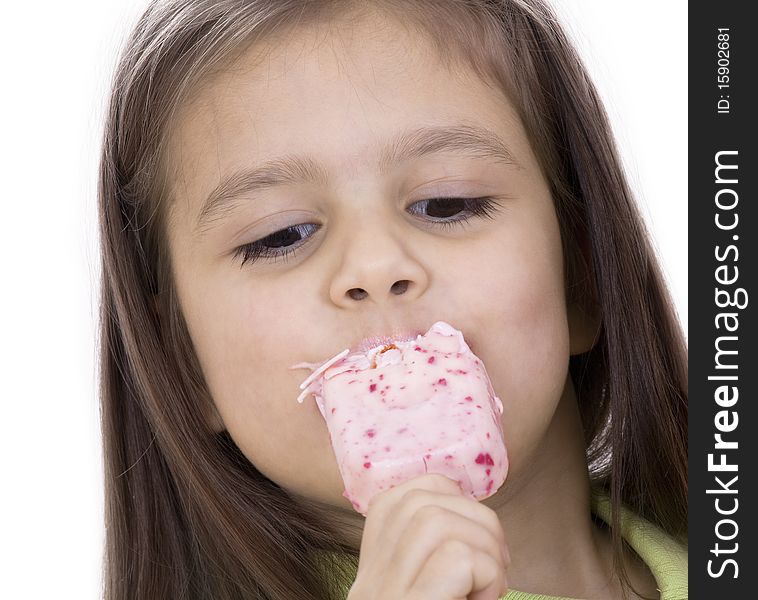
[319,491,688,600]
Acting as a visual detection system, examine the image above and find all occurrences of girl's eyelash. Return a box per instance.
[232,196,502,268]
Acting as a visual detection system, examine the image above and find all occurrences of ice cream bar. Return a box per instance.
[290,321,508,515]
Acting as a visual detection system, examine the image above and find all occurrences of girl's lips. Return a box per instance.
[351,331,423,354]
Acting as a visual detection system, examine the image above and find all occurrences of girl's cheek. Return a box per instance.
[489,285,569,394]
[479,227,571,421]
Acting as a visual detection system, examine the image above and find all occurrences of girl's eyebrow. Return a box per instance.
[193,123,519,237]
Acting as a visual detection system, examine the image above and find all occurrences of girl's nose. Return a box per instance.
[328,222,428,307]
[347,279,409,301]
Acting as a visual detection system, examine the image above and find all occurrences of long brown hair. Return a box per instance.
[97,1,687,598]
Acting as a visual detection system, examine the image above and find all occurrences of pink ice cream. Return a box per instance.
[290,321,508,515]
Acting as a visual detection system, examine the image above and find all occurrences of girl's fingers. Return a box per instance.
[352,473,511,600]
[360,473,463,566]
[361,474,508,573]
[410,540,507,600]
[390,505,508,594]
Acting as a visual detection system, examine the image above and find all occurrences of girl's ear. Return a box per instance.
[567,226,602,355]
[567,300,601,355]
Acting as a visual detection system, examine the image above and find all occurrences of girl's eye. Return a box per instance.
[232,196,501,268]
[407,196,500,228]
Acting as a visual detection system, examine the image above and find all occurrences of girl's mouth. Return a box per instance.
[351,331,422,354]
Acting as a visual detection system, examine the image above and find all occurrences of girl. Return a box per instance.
[97,1,687,599]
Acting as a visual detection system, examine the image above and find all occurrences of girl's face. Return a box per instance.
[164,12,586,516]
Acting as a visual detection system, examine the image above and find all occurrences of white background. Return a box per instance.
[0,1,686,597]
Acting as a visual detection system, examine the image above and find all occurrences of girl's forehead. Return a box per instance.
[176,11,427,114]
[171,7,518,141]
[164,12,532,223]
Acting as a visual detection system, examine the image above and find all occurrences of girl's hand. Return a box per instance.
[347,473,510,600]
